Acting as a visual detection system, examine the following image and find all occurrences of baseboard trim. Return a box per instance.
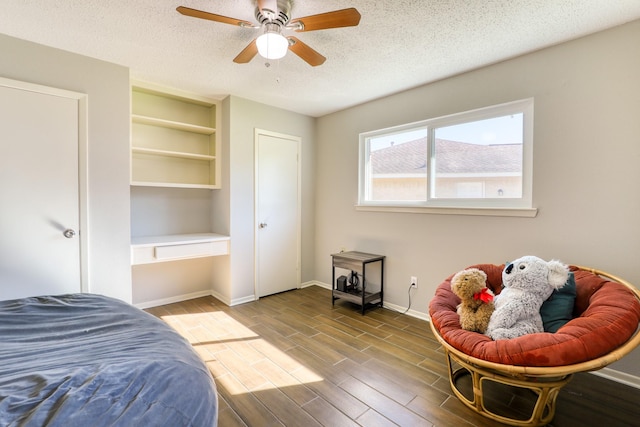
[302,280,329,289]
[591,367,640,389]
[383,300,431,322]
[209,289,256,307]
[135,290,258,309]
[210,289,230,306]
[134,290,213,310]
[230,294,257,306]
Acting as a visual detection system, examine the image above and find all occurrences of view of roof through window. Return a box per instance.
[366,114,524,201]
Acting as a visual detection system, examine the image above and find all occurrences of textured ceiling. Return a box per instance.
[2,1,640,117]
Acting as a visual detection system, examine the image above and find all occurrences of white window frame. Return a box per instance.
[357,99,537,217]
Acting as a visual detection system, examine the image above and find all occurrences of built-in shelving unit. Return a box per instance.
[131,82,220,189]
[130,81,229,307]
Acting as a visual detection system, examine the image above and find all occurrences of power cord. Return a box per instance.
[402,282,414,314]
[347,272,416,314]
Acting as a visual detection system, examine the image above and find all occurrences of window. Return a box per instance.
[358,99,534,215]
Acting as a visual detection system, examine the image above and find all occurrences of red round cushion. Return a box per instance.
[429,264,640,366]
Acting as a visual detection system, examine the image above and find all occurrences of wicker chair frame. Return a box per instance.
[429,266,640,427]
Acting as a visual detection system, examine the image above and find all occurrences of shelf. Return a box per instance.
[131,151,218,188]
[131,146,216,161]
[130,181,218,189]
[132,114,216,135]
[332,289,382,306]
[131,80,217,106]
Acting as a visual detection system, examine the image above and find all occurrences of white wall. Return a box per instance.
[315,20,640,376]
[211,96,316,305]
[0,34,132,302]
[131,186,217,305]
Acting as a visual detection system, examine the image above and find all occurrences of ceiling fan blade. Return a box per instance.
[177,6,254,27]
[233,39,259,64]
[289,8,361,32]
[287,36,326,66]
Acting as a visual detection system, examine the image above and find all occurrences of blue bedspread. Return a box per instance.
[0,294,217,426]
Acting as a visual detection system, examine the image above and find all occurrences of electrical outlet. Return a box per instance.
[411,276,418,288]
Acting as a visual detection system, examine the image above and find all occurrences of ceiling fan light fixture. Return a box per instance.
[256,24,289,60]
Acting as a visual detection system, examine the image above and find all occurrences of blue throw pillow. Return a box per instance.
[540,272,576,333]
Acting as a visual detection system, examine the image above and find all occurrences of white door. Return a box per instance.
[0,79,84,300]
[255,130,301,298]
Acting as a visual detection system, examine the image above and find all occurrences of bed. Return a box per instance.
[0,293,218,426]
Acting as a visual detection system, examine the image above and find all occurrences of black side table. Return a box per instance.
[331,251,385,315]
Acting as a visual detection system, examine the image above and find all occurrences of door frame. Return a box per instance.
[254,128,302,299]
[0,76,89,292]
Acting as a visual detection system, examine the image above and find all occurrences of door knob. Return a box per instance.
[63,229,76,238]
[259,223,268,229]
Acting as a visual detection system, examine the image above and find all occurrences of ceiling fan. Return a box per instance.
[177,0,361,66]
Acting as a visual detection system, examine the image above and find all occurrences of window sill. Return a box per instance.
[355,204,538,217]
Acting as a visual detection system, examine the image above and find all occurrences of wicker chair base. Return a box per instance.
[443,348,572,426]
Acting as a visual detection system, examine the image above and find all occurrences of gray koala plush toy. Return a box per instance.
[486,255,569,340]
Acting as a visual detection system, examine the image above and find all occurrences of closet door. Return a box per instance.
[0,80,82,300]
[255,129,301,298]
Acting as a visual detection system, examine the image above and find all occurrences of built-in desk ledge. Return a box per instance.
[131,233,230,265]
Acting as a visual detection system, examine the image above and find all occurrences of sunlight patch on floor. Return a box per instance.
[160,310,324,395]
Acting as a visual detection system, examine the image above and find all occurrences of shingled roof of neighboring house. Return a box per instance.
[370,138,522,175]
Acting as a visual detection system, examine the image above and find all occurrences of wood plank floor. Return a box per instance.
[145,286,640,427]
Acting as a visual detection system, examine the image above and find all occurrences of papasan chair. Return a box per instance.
[429,264,640,427]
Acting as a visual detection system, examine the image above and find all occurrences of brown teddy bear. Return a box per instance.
[450,268,495,334]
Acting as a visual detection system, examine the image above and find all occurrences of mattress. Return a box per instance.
[0,293,217,426]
